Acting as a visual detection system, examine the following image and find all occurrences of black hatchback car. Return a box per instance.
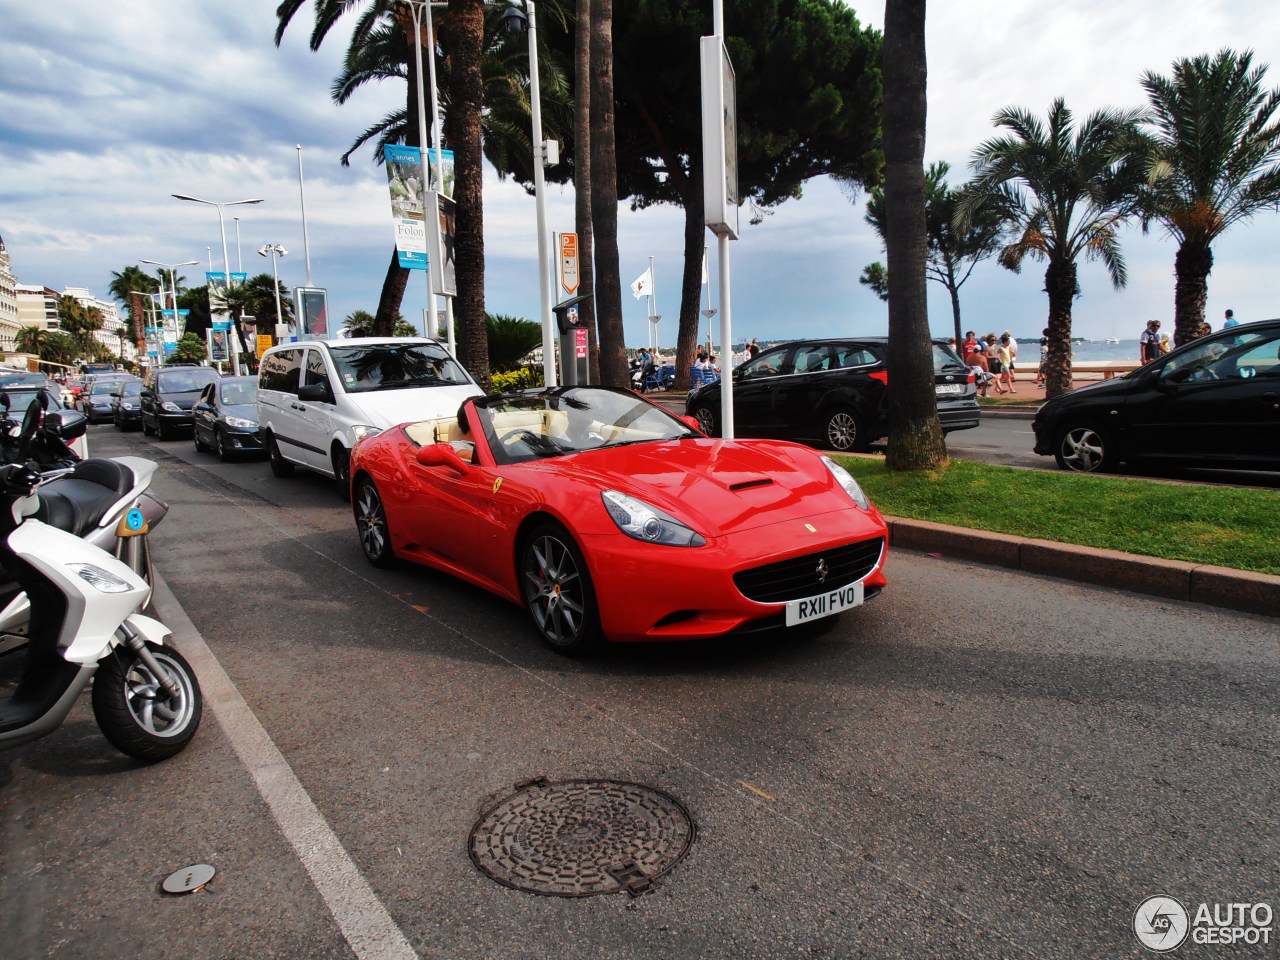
[192,376,263,460]
[687,337,980,451]
[1033,319,1280,473]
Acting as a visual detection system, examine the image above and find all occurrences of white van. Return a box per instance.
[257,337,483,497]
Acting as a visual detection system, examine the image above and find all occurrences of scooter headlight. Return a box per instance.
[68,563,133,594]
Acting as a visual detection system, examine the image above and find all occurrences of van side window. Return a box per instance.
[304,349,331,393]
[260,349,301,395]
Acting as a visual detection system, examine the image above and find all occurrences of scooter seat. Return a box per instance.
[34,460,135,539]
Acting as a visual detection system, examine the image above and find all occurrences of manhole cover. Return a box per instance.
[469,778,694,897]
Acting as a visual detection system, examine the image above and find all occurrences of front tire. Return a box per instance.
[142,417,154,437]
[354,477,396,568]
[690,403,719,437]
[1054,423,1115,473]
[267,432,294,477]
[520,523,601,655]
[193,427,207,452]
[332,445,351,501]
[92,642,202,762]
[214,429,230,462]
[824,408,868,452]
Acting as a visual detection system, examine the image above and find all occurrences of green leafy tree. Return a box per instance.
[108,265,159,351]
[959,99,1146,397]
[863,161,1005,343]
[57,295,106,359]
[544,0,883,387]
[859,262,889,302]
[15,327,78,367]
[1139,49,1280,346]
[342,309,417,337]
[486,313,543,371]
[168,333,210,364]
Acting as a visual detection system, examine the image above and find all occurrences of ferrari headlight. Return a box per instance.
[821,456,871,510]
[225,416,257,429]
[602,490,705,547]
[352,424,382,442]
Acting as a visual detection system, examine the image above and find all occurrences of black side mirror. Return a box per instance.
[43,409,88,441]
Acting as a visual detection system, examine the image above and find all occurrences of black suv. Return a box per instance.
[140,364,222,439]
[687,338,979,451]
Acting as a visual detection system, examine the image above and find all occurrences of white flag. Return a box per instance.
[701,250,709,286]
[630,266,653,299]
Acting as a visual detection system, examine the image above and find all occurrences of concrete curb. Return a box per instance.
[888,517,1280,618]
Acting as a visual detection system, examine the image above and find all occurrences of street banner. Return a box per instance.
[385,145,455,271]
[207,328,229,362]
[294,287,329,339]
[427,192,457,297]
[207,271,247,342]
[700,36,739,240]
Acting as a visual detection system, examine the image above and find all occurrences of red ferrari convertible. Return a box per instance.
[349,386,889,653]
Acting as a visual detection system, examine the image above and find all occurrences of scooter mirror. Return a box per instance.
[42,409,88,441]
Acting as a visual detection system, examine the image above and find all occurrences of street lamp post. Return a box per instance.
[139,259,199,366]
[130,289,160,367]
[172,194,263,375]
[503,1,557,386]
[259,244,288,341]
[394,0,440,345]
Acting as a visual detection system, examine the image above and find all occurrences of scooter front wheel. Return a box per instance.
[92,642,202,762]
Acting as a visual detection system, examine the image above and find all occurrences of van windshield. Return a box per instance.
[328,343,471,393]
[159,368,220,393]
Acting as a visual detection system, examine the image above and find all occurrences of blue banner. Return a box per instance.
[385,145,454,271]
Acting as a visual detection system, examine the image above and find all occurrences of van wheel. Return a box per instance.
[267,432,294,477]
[332,445,351,501]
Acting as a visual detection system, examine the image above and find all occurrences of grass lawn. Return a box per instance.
[834,456,1280,576]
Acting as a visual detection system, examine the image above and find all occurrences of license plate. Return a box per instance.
[935,383,964,395]
[785,581,865,626]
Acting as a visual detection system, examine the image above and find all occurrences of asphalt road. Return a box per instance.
[1,423,1277,960]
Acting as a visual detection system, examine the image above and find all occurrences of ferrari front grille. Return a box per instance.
[733,537,885,604]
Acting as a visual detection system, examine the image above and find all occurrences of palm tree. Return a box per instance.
[881,0,945,470]
[1139,49,1280,347]
[589,0,627,388]
[108,265,159,353]
[863,161,1006,344]
[960,99,1147,397]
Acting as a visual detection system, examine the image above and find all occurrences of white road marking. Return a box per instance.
[151,574,419,960]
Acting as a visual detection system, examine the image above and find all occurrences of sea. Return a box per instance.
[1049,339,1143,363]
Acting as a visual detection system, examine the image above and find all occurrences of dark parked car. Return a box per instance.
[111,379,145,431]
[1033,319,1280,473]
[192,376,263,460]
[686,337,980,451]
[140,365,222,439]
[84,376,138,424]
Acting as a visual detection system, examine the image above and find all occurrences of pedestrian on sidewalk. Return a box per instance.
[1140,320,1162,363]
[1004,330,1019,382]
[997,334,1017,394]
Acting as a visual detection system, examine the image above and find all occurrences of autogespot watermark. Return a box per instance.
[1134,895,1274,952]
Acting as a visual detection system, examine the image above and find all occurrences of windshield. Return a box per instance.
[329,342,471,393]
[121,382,143,398]
[219,378,257,405]
[474,387,700,465]
[159,368,220,393]
[92,379,131,396]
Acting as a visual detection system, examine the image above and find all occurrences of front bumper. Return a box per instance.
[221,426,264,452]
[580,506,889,643]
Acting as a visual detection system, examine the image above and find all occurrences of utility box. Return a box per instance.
[552,295,592,386]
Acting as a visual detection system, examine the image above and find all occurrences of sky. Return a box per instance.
[3,0,1279,352]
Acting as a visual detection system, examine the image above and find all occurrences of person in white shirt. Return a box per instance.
[1003,330,1018,382]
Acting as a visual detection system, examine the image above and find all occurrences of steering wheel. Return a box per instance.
[503,429,542,449]
[1190,363,1220,382]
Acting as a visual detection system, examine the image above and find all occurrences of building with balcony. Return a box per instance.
[0,236,19,351]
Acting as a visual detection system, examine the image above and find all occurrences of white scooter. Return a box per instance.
[0,461,201,761]
[0,394,167,648]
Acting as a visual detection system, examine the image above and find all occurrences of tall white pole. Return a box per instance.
[296,145,314,287]
[234,218,243,274]
[215,204,242,376]
[406,2,437,341]
[419,1,456,357]
[526,0,556,387]
[270,249,285,332]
